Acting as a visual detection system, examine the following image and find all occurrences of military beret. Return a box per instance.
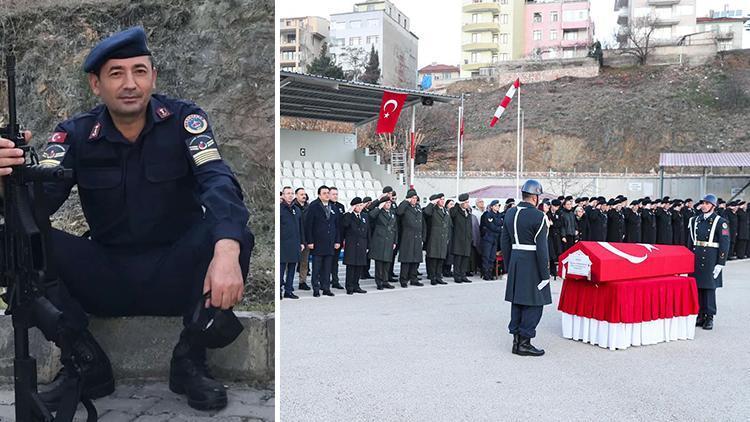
[641,198,651,205]
[406,189,417,199]
[685,198,693,203]
[551,199,562,206]
[606,199,615,206]
[505,198,515,204]
[489,199,500,207]
[363,196,372,203]
[598,196,606,203]
[429,193,440,201]
[574,198,582,204]
[630,200,638,206]
[565,196,573,201]
[350,197,362,206]
[557,196,565,201]
[83,26,152,74]
[458,193,469,202]
[653,199,662,204]
[382,186,393,194]
[580,197,589,201]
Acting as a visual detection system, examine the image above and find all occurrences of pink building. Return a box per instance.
[524,0,593,60]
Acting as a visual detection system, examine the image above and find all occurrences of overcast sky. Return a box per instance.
[278,0,737,68]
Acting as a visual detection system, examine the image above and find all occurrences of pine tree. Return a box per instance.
[306,43,345,79]
[360,45,381,84]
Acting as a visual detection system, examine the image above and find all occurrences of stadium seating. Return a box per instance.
[280,159,391,205]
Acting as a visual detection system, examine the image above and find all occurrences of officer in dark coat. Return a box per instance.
[480,200,503,280]
[655,200,673,244]
[360,196,375,279]
[681,198,696,249]
[726,201,739,259]
[585,197,607,241]
[341,197,369,294]
[577,197,590,240]
[423,193,451,285]
[367,194,398,290]
[624,200,642,243]
[329,187,346,289]
[3,27,255,410]
[443,200,456,277]
[736,202,749,259]
[450,193,474,284]
[546,199,563,278]
[305,186,341,297]
[500,180,551,357]
[280,187,303,299]
[687,194,730,330]
[670,200,685,246]
[395,189,425,287]
[641,199,657,243]
[606,199,625,242]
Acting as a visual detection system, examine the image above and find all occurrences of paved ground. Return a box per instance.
[0,382,274,421]
[281,259,750,421]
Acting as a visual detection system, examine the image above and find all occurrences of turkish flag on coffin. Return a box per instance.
[558,241,694,283]
[376,91,408,134]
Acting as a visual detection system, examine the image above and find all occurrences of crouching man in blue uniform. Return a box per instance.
[499,180,551,357]
[687,194,729,330]
[0,27,253,411]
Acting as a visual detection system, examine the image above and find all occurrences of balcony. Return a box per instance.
[716,31,734,40]
[560,39,589,48]
[280,26,297,33]
[647,0,680,5]
[280,42,297,51]
[462,42,500,52]
[462,62,494,72]
[462,22,502,32]
[463,1,501,13]
[653,17,681,26]
[561,20,590,30]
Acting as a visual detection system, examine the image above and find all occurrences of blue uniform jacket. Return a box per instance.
[40,94,249,248]
[304,198,341,256]
[687,212,730,289]
[280,201,303,264]
[480,210,503,242]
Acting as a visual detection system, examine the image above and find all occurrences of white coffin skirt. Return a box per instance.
[561,312,697,351]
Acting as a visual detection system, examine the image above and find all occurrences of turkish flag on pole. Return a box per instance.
[376,91,408,134]
[489,78,520,127]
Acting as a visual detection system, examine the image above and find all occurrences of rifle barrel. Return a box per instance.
[6,53,17,134]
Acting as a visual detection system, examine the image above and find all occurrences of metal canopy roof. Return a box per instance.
[659,153,750,168]
[280,71,459,126]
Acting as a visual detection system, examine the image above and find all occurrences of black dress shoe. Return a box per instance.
[702,315,714,330]
[696,313,705,327]
[283,292,299,299]
[454,279,463,284]
[313,292,321,297]
[400,281,408,288]
[298,282,311,291]
[466,272,474,277]
[323,290,335,297]
[383,282,395,289]
[463,278,472,283]
[354,288,367,294]
[346,291,354,295]
[410,281,424,287]
[514,336,545,356]
[332,283,344,290]
[430,280,438,286]
[437,280,448,285]
[376,286,384,290]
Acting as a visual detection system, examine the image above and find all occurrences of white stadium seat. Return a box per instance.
[314,178,324,187]
[333,162,342,171]
[293,160,302,169]
[303,161,312,169]
[281,178,292,187]
[325,179,335,187]
[345,180,355,189]
[364,180,374,189]
[353,171,362,179]
[282,160,292,169]
[351,163,361,172]
[313,161,323,170]
[356,189,366,198]
[314,169,324,179]
[323,162,333,170]
[362,171,372,180]
[304,168,315,178]
[324,169,334,179]
[282,168,293,178]
[347,190,357,199]
[344,170,353,179]
[334,170,344,179]
[354,180,364,189]
[369,190,378,199]
[342,163,352,172]
[335,179,346,188]
[373,180,383,190]
[293,168,304,178]
[293,178,303,188]
[303,180,315,191]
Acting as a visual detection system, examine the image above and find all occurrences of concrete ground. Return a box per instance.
[280,259,750,422]
[0,383,274,421]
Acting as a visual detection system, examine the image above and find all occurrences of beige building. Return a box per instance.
[696,17,746,51]
[280,16,330,73]
[461,0,526,78]
[616,0,697,45]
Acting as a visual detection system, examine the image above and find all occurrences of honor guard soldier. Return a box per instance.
[687,194,730,330]
[500,180,551,356]
[0,27,254,410]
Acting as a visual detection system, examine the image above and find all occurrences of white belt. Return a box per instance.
[695,241,719,248]
[512,244,536,251]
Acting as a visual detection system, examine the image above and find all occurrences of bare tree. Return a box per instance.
[617,15,658,65]
[337,46,368,81]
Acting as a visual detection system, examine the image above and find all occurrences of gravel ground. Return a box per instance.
[280,259,750,421]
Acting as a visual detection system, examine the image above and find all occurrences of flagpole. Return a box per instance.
[520,109,525,176]
[516,80,521,199]
[456,95,463,197]
[410,105,416,189]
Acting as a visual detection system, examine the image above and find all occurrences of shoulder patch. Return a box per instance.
[184,114,208,134]
[89,122,101,139]
[39,144,69,167]
[186,134,221,166]
[156,107,172,119]
[48,132,67,144]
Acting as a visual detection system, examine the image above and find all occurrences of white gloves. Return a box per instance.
[537,279,550,290]
[713,265,724,279]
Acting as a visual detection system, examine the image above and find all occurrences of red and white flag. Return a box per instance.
[376,91,408,134]
[489,78,520,127]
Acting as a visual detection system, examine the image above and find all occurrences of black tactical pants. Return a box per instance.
[698,288,717,316]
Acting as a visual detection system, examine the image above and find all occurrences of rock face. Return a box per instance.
[0,0,275,305]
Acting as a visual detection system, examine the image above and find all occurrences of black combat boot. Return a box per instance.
[695,313,705,327]
[702,315,714,330]
[515,336,545,356]
[40,329,115,411]
[169,336,228,411]
[512,333,520,354]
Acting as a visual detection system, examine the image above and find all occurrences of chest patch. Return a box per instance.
[39,144,69,167]
[184,114,208,134]
[186,134,221,166]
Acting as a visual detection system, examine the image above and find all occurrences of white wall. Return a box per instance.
[280,129,357,164]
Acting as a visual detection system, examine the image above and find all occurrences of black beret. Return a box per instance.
[580,197,589,201]
[406,189,417,199]
[662,196,670,202]
[551,199,562,206]
[606,199,615,206]
[574,198,582,204]
[429,193,440,201]
[685,198,693,203]
[505,198,515,204]
[565,196,573,201]
[641,199,651,205]
[630,200,638,206]
[489,199,500,207]
[598,196,606,203]
[557,196,565,201]
[653,199,662,204]
[382,186,393,194]
[350,197,362,206]
[83,27,152,74]
[458,193,469,202]
[363,196,372,202]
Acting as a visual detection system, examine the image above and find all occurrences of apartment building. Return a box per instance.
[696,17,746,51]
[524,0,593,59]
[460,0,526,78]
[615,0,697,45]
[280,16,330,73]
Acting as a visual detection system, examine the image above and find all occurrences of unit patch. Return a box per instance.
[186,134,221,166]
[184,114,208,134]
[39,144,69,167]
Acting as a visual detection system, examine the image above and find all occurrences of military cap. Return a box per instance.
[630,200,638,206]
[489,199,500,207]
[551,199,562,207]
[598,196,606,203]
[362,196,372,203]
[574,198,583,204]
[557,196,565,201]
[685,198,693,203]
[580,197,589,202]
[382,186,394,194]
[458,193,469,202]
[406,189,417,199]
[653,199,662,205]
[606,199,615,206]
[83,26,152,74]
[641,198,651,205]
[739,201,746,206]
[541,198,551,205]
[718,198,725,205]
[662,196,671,203]
[672,200,683,207]
[505,198,515,204]
[429,193,440,201]
[565,196,573,201]
[350,197,362,206]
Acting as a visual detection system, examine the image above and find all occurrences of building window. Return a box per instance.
[472,13,479,23]
[367,35,379,45]
[500,0,508,4]
[533,13,542,23]
[284,34,296,44]
[493,14,499,23]
[563,30,578,41]
[350,20,362,29]
[533,30,542,41]
[443,72,453,79]
[350,37,361,46]
[493,34,499,43]
[492,54,498,63]
[500,53,510,61]
[563,10,589,22]
[472,33,480,43]
[551,12,558,22]
[500,33,509,44]
[471,52,479,63]
[550,29,558,40]
[367,19,379,28]
[501,14,509,24]
[332,38,345,47]
[332,21,346,31]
